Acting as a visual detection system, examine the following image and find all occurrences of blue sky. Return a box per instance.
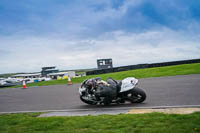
[0,0,200,73]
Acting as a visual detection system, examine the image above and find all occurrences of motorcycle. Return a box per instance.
[78,77,146,105]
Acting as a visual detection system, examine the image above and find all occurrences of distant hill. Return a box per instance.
[0,73,23,78]
[0,68,96,78]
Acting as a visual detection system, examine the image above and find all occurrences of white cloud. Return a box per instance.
[0,28,199,73]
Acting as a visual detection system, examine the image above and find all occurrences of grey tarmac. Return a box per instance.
[0,74,200,115]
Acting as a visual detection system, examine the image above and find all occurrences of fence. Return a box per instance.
[86,58,200,75]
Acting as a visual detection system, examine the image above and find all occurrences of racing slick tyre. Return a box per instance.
[80,96,97,105]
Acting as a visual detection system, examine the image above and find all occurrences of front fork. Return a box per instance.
[117,89,135,103]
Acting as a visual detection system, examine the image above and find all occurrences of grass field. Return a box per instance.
[0,112,200,133]
[6,63,200,88]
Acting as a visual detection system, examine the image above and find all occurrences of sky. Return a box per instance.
[0,0,200,74]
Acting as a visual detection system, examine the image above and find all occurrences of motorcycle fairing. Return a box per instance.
[120,77,138,92]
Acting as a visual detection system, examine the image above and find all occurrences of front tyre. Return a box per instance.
[80,96,97,105]
[130,87,146,103]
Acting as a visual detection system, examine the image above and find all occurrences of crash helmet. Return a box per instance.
[85,79,95,89]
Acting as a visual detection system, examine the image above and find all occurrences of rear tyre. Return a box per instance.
[130,87,146,103]
[102,97,112,105]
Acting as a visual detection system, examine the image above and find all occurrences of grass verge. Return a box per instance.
[0,112,200,133]
[7,63,200,88]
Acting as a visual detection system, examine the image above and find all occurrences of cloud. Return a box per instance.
[1,0,200,37]
[0,0,200,73]
[0,28,199,73]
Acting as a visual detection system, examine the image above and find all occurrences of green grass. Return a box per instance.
[6,63,200,88]
[0,112,200,133]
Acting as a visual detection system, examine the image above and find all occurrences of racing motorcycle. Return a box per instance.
[78,77,146,105]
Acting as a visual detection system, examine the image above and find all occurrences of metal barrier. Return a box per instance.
[86,59,200,75]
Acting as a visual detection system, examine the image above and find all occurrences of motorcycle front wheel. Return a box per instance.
[80,96,97,105]
[130,87,146,103]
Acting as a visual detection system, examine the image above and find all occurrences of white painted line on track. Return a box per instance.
[1,105,200,114]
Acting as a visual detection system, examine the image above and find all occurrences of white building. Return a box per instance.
[12,73,41,79]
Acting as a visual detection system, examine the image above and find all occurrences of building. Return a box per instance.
[47,71,76,79]
[12,73,41,79]
[97,58,113,69]
[12,66,75,80]
[41,66,59,77]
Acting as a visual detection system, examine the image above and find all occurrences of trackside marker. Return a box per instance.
[68,76,72,85]
[22,80,27,89]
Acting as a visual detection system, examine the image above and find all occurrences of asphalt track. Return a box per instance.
[0,74,200,113]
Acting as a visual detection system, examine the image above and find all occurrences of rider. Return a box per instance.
[84,77,118,104]
[84,77,109,91]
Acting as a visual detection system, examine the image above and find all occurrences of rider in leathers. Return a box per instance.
[84,77,118,105]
